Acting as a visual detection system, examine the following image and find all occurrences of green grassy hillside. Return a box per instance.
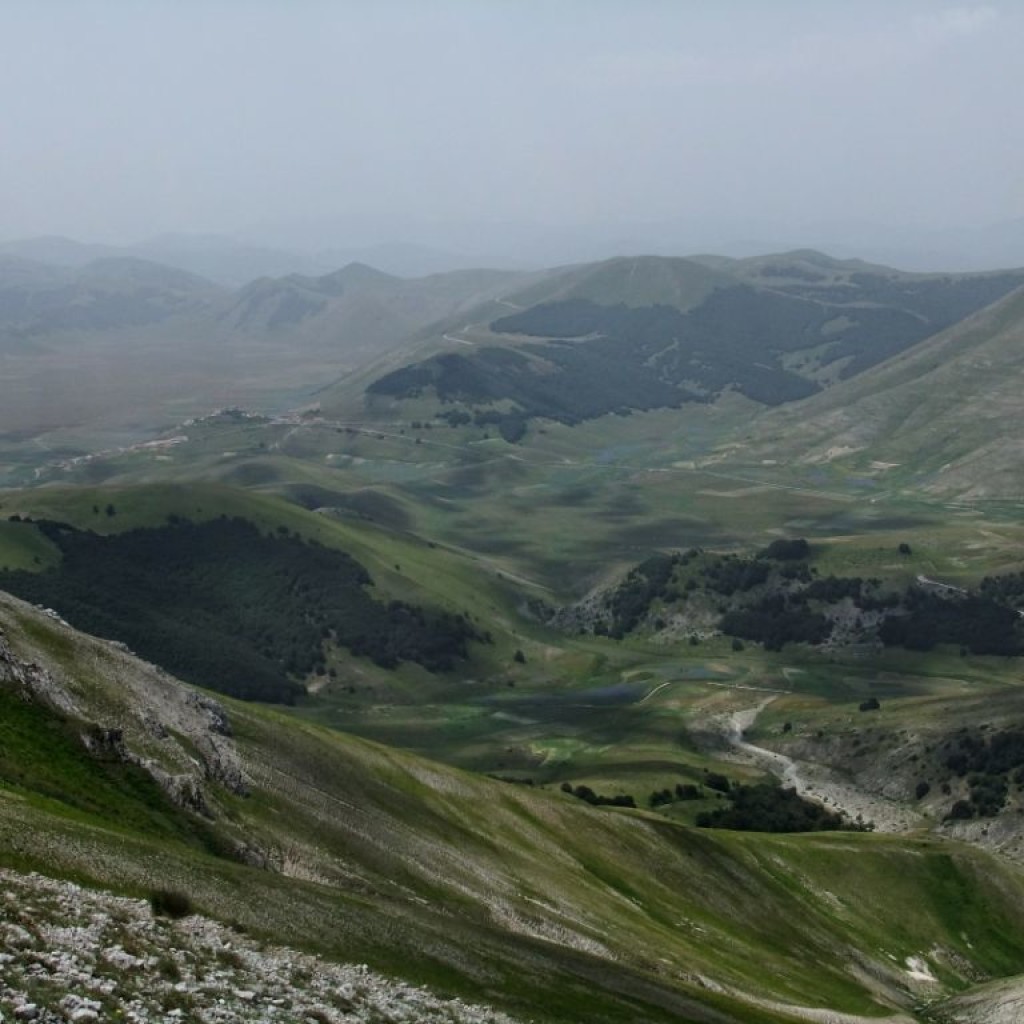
[0,482,543,701]
[4,592,1024,1023]
[731,282,1024,500]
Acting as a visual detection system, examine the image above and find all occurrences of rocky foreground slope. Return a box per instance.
[4,589,1024,1023]
[0,868,519,1024]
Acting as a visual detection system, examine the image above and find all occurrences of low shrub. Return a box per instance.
[149,889,194,919]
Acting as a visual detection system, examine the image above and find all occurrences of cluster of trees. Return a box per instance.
[648,782,703,808]
[719,595,831,652]
[801,569,946,615]
[370,338,686,428]
[370,282,839,429]
[595,545,826,646]
[965,774,1009,817]
[0,517,482,703]
[559,782,636,808]
[701,557,773,596]
[696,783,862,833]
[719,573,1024,655]
[879,589,1023,655]
[436,409,472,427]
[943,729,1024,778]
[759,538,810,561]
[804,576,865,603]
[606,553,680,636]
[495,289,828,407]
[595,544,816,641]
[945,776,1009,820]
[583,537,1024,658]
[937,728,1024,819]
[703,771,732,793]
[494,290,822,408]
[469,408,528,443]
[979,571,1024,610]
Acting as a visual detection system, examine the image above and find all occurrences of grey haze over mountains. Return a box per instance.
[4,243,1023,473]
[0,251,528,445]
[8,215,1024,289]
[0,234,474,286]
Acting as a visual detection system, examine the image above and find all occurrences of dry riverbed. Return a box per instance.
[708,698,925,833]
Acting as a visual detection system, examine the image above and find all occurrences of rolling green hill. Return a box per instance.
[0,515,484,702]
[0,482,539,702]
[4,591,1024,1023]
[501,254,736,310]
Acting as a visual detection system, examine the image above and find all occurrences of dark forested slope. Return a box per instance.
[0,516,481,702]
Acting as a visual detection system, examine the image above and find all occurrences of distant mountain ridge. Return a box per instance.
[7,245,1024,459]
[0,255,221,334]
[0,254,527,438]
[0,233,473,284]
[0,254,525,345]
[353,251,1024,433]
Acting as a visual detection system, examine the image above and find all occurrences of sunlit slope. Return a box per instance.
[747,284,1024,498]
[505,254,736,310]
[3,593,1024,1023]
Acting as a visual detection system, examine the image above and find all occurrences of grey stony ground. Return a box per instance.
[0,868,523,1024]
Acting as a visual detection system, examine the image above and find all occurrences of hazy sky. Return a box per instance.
[2,1,1022,246]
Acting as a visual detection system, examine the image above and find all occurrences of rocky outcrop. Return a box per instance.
[0,605,248,818]
[0,868,521,1024]
[188,690,233,736]
[0,628,80,716]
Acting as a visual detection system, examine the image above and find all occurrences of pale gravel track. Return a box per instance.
[717,699,923,833]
